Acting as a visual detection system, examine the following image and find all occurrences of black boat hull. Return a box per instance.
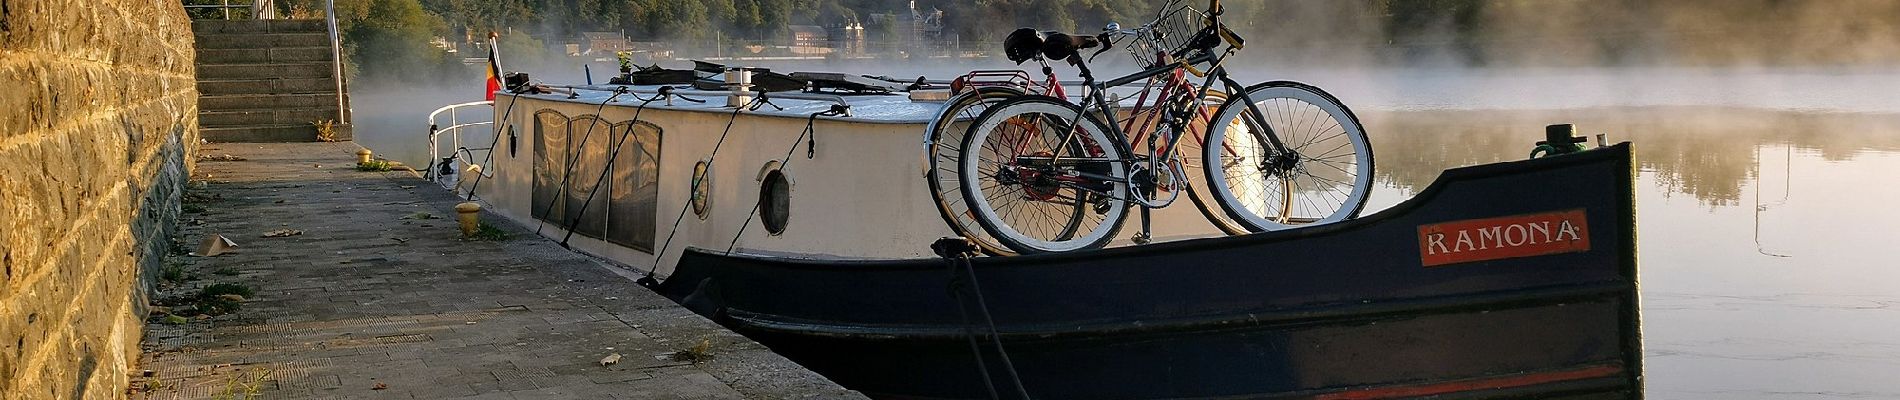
[659,144,1642,399]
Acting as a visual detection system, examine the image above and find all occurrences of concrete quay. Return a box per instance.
[136,142,864,399]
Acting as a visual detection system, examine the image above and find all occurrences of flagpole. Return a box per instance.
[489,31,502,80]
[487,31,503,101]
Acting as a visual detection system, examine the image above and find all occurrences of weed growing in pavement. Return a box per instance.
[469,223,510,241]
[357,159,394,172]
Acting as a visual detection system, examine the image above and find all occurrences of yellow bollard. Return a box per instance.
[356,148,373,164]
[456,202,482,237]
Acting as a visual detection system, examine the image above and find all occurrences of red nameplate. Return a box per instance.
[1418,209,1590,267]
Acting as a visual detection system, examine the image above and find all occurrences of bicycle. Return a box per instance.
[924,42,1251,255]
[955,0,1374,254]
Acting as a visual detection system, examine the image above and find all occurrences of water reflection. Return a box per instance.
[1363,108,1900,206]
[1362,108,1900,399]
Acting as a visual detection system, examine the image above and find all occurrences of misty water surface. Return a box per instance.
[351,64,1900,399]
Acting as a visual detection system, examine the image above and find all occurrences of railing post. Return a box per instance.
[325,0,348,125]
[221,0,231,19]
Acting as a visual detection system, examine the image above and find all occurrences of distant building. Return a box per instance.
[826,19,868,57]
[578,31,633,55]
[787,25,832,55]
[429,36,458,53]
[869,2,953,55]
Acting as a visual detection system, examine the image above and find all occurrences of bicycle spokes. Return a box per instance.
[1205,83,1371,231]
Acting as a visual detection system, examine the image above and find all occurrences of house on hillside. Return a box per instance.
[579,31,634,55]
[788,25,832,55]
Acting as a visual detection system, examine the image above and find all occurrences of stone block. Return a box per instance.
[197,77,337,96]
[197,62,334,80]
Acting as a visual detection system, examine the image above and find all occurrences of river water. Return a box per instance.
[353,65,1900,398]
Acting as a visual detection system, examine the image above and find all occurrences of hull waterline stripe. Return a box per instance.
[1312,364,1625,399]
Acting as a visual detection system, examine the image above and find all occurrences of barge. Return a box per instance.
[432,76,1642,399]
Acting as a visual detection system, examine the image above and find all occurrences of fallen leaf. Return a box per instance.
[372,382,387,390]
[600,353,622,367]
[218,294,246,302]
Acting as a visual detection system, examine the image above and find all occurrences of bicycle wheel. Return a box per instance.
[924,86,1026,256]
[1202,81,1373,231]
[1170,90,1253,235]
[959,96,1129,254]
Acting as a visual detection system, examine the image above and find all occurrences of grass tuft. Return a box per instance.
[356,159,394,172]
[468,223,510,241]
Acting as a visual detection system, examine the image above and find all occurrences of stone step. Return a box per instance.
[195,33,331,50]
[197,63,334,80]
[192,19,329,35]
[200,108,343,127]
[201,123,353,143]
[200,94,342,111]
[198,77,338,96]
[197,47,335,64]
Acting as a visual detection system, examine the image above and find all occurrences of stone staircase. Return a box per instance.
[193,19,352,142]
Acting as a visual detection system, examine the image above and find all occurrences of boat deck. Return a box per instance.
[520,85,946,124]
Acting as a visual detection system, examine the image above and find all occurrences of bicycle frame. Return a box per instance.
[1027,52,1228,195]
[1028,16,1295,203]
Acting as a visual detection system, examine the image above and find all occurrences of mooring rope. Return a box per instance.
[643,95,770,285]
[933,239,1032,400]
[722,105,849,255]
[556,89,666,247]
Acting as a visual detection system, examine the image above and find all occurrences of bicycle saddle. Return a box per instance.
[1003,28,1045,64]
[1040,32,1100,61]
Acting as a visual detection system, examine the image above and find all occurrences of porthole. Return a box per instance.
[758,169,790,235]
[690,160,712,219]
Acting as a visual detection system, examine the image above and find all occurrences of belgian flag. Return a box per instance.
[485,32,502,101]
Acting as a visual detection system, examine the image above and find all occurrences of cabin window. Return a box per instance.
[532,110,569,220]
[607,121,663,251]
[759,169,790,235]
[690,160,711,220]
[564,115,611,239]
[533,112,663,252]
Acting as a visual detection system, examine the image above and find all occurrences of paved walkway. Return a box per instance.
[137,142,863,399]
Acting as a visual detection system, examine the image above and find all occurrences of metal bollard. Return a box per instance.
[456,202,482,237]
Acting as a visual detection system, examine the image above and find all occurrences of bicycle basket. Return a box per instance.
[1123,4,1209,68]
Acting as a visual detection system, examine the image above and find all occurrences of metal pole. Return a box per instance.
[221,0,231,19]
[325,0,348,125]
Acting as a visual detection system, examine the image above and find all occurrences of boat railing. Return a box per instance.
[561,85,855,115]
[426,100,496,187]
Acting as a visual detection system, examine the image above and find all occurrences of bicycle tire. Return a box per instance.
[1202,81,1373,232]
[1171,90,1251,235]
[959,96,1130,254]
[924,86,1027,256]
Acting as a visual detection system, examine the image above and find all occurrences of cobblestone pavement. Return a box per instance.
[136,142,864,399]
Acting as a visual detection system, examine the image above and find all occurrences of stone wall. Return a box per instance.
[0,0,199,398]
